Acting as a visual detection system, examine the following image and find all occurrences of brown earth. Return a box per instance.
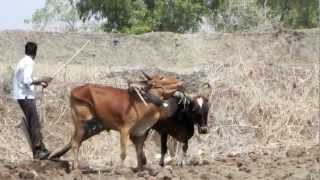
[0,29,319,179]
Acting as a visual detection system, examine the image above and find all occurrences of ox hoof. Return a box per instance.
[177,160,186,167]
[131,165,148,173]
[178,162,184,167]
[131,167,142,173]
[141,157,147,166]
[159,161,164,167]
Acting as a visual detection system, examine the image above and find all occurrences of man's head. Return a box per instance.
[25,42,37,59]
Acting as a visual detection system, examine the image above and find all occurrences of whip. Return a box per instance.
[41,40,90,123]
[51,40,90,78]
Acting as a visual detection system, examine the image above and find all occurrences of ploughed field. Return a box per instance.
[1,145,320,180]
[0,29,319,179]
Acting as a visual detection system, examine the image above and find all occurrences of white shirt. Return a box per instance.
[12,55,35,99]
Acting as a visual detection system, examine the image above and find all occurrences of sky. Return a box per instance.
[0,0,45,30]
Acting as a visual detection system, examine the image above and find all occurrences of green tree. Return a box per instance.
[153,0,206,32]
[76,0,151,33]
[206,0,319,32]
[257,0,319,28]
[75,0,207,33]
[30,0,319,33]
[31,0,80,31]
[207,0,267,32]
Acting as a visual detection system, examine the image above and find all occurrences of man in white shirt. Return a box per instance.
[13,42,52,160]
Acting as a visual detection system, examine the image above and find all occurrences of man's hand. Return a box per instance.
[40,82,49,88]
[32,76,53,88]
[40,76,53,88]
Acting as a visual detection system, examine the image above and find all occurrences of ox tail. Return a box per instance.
[49,142,71,160]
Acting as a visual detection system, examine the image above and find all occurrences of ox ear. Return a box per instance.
[141,71,152,80]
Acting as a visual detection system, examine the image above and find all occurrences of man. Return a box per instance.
[12,42,52,160]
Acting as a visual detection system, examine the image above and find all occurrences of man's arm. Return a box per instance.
[23,61,52,87]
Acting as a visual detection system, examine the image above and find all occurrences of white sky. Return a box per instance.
[0,0,45,30]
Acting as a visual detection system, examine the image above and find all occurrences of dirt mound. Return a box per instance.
[0,29,318,75]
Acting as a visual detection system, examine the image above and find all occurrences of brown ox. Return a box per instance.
[49,73,183,170]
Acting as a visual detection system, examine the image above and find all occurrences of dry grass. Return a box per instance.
[0,60,318,164]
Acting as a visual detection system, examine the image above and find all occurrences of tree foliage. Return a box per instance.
[31,0,319,33]
[31,0,80,31]
[207,0,319,32]
[75,0,206,33]
[207,0,266,32]
[152,0,205,32]
[257,0,319,28]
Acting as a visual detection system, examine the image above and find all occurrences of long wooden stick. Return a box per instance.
[51,40,90,78]
[41,87,47,124]
[40,41,89,130]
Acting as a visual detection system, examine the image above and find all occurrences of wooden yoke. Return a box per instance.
[140,72,184,100]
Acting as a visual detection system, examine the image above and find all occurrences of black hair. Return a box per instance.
[25,42,37,58]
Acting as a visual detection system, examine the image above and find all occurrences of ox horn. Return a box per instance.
[141,71,152,80]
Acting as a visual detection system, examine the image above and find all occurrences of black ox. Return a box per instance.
[149,94,210,166]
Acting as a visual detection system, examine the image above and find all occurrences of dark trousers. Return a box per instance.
[17,99,44,151]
